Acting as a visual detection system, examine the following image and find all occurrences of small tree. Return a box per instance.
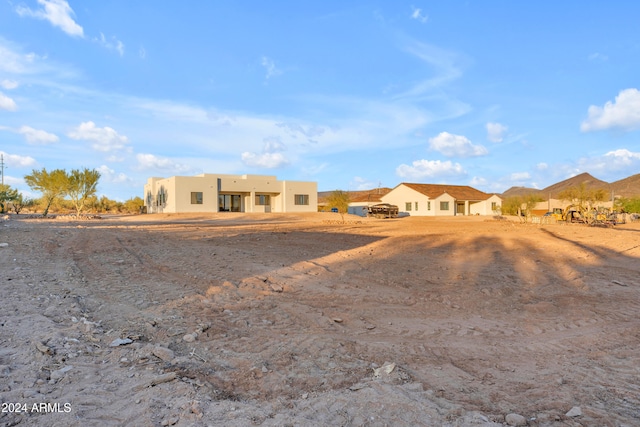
[24,168,68,217]
[326,190,351,223]
[10,193,34,214]
[500,194,543,223]
[499,196,523,216]
[123,196,144,214]
[67,168,101,217]
[615,197,640,214]
[558,183,607,210]
[0,184,19,213]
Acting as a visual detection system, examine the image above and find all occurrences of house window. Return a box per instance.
[191,192,203,204]
[415,202,418,211]
[491,202,497,210]
[440,201,449,211]
[255,194,270,205]
[157,188,167,206]
[427,201,431,211]
[294,194,309,205]
[405,202,412,211]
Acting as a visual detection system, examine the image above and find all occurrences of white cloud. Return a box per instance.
[261,56,282,80]
[428,132,488,157]
[0,92,17,111]
[241,136,290,169]
[395,40,465,100]
[536,162,548,170]
[262,137,286,153]
[486,122,508,143]
[16,0,84,38]
[135,153,190,173]
[276,122,326,140]
[576,148,640,175]
[350,176,378,191]
[68,121,129,152]
[469,176,487,187]
[581,88,640,132]
[604,148,640,164]
[18,126,59,144]
[95,33,125,56]
[396,159,466,180]
[0,151,36,168]
[241,152,289,169]
[97,165,130,184]
[1,80,18,89]
[411,7,428,23]
[509,172,531,181]
[0,38,77,79]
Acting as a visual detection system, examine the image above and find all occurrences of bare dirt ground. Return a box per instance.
[1,212,639,427]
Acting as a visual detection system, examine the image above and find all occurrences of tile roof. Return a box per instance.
[400,183,493,201]
[347,188,393,202]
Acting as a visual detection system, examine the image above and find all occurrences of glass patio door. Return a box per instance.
[219,194,242,212]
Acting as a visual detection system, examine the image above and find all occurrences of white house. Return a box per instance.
[144,173,317,214]
[380,183,501,216]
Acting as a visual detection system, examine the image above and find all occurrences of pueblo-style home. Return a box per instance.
[144,173,317,214]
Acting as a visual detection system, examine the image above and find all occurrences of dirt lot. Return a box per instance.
[1,212,639,426]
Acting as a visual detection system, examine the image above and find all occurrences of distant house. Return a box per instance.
[380,183,501,216]
[144,173,317,214]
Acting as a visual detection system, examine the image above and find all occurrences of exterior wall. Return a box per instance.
[431,193,457,216]
[144,174,317,213]
[348,202,370,217]
[469,194,502,215]
[173,176,218,213]
[381,185,433,216]
[281,180,318,213]
[144,176,178,213]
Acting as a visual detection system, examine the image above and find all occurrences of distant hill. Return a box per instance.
[500,172,640,200]
[611,173,640,198]
[318,187,392,204]
[501,186,541,198]
[539,172,611,199]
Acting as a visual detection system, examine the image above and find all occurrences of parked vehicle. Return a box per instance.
[367,203,399,219]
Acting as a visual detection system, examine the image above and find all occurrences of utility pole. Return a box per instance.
[0,154,5,186]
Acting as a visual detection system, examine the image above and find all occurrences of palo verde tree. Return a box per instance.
[67,168,101,217]
[24,168,69,217]
[0,184,19,214]
[326,190,351,223]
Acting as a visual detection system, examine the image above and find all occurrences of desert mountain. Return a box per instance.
[539,172,611,199]
[611,173,640,198]
[501,186,542,198]
[501,172,640,199]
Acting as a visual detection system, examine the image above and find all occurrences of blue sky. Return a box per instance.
[1,1,639,201]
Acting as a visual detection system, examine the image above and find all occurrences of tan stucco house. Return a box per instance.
[380,183,501,216]
[144,173,317,214]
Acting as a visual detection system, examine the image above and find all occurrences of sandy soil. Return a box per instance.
[1,212,639,427]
